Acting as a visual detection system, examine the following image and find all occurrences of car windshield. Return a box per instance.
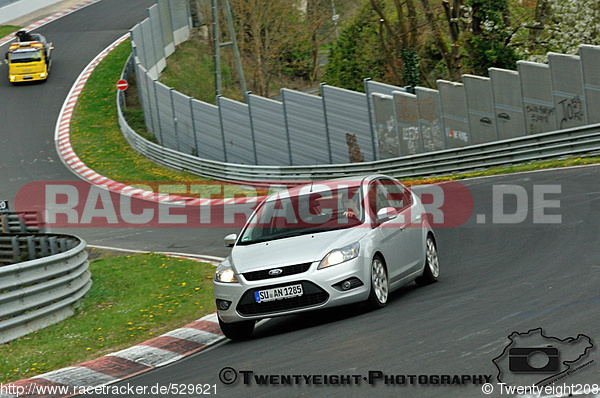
[238,186,365,245]
[10,50,42,63]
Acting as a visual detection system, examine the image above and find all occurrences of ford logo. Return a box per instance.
[268,269,283,276]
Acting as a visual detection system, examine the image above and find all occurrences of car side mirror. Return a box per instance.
[376,207,398,223]
[224,233,237,247]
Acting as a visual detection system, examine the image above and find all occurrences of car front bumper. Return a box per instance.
[214,256,371,323]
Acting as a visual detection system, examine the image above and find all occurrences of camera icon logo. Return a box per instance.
[508,346,560,373]
[493,328,593,386]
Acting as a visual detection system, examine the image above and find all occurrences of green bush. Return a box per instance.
[324,3,387,92]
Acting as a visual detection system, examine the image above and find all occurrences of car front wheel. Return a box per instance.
[367,255,388,309]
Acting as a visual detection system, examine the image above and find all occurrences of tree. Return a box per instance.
[324,3,388,91]
[368,0,423,85]
[522,0,600,61]
[305,0,330,83]
[461,0,520,73]
[232,0,310,97]
[420,0,462,81]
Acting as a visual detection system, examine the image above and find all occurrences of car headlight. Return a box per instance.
[318,242,360,269]
[214,262,239,283]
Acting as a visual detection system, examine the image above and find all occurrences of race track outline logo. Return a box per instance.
[493,328,594,386]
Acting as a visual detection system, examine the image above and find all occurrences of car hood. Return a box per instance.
[230,228,367,273]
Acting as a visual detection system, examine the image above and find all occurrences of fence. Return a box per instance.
[0,233,90,344]
[119,85,600,182]
[129,1,600,169]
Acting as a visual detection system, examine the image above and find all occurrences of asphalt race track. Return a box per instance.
[1,2,600,397]
[92,166,600,397]
[0,0,238,256]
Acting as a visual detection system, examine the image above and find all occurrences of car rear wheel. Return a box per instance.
[367,255,388,309]
[218,318,255,341]
[415,236,439,286]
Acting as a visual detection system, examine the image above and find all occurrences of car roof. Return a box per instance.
[264,174,394,202]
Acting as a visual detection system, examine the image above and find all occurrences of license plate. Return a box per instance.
[254,284,303,303]
[23,75,32,80]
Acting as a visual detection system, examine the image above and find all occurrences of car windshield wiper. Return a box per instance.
[238,228,329,245]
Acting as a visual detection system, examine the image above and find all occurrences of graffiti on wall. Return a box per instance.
[525,103,555,134]
[377,116,399,158]
[402,126,421,155]
[422,124,445,151]
[557,95,585,129]
[446,129,469,143]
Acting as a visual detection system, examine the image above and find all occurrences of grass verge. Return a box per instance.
[70,39,208,183]
[70,38,259,197]
[0,26,20,39]
[401,156,600,186]
[0,252,216,383]
[159,31,243,104]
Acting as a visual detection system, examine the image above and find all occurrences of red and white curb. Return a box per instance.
[86,244,225,266]
[1,314,224,398]
[0,0,101,47]
[53,34,265,207]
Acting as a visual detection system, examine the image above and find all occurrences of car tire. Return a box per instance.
[367,255,388,309]
[415,235,439,286]
[218,317,255,341]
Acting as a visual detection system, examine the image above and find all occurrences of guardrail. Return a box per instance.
[118,57,600,183]
[1,211,46,234]
[0,233,90,344]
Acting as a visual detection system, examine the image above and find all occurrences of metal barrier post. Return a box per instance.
[49,237,58,255]
[27,235,36,260]
[11,235,20,262]
[40,236,49,257]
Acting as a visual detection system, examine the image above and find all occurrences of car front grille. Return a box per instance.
[236,281,329,316]
[242,262,312,281]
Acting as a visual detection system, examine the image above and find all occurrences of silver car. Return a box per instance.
[213,175,440,340]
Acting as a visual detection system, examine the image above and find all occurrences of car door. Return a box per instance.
[366,179,406,284]
[381,179,425,277]
[374,178,424,282]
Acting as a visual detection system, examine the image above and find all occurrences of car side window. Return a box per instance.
[380,179,406,212]
[367,181,390,218]
[404,187,413,207]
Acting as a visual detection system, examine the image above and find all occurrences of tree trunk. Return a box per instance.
[421,0,461,81]
[371,0,402,53]
[251,17,265,96]
[530,0,551,42]
[306,0,322,83]
[405,0,419,48]
[391,0,409,48]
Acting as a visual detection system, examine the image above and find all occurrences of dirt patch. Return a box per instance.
[86,247,128,261]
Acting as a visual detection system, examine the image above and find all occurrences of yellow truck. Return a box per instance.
[4,31,53,84]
